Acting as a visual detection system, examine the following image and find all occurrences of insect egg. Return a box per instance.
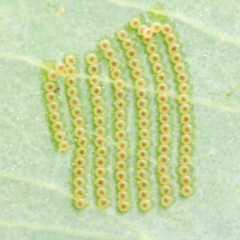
[153,63,163,73]
[182,124,193,134]
[171,53,182,64]
[45,82,56,92]
[156,72,166,83]
[138,189,149,200]
[160,186,171,196]
[181,134,192,145]
[95,157,106,167]
[158,155,169,165]
[74,187,85,198]
[117,191,128,201]
[69,97,80,107]
[90,86,102,96]
[149,53,160,64]
[76,147,87,157]
[54,131,65,142]
[180,155,191,165]
[104,48,116,59]
[160,196,172,207]
[47,102,59,112]
[48,69,58,81]
[111,68,122,79]
[86,53,98,65]
[151,22,161,33]
[165,33,176,44]
[74,167,85,177]
[126,48,137,59]
[122,39,133,49]
[115,161,126,171]
[129,58,140,69]
[135,78,146,88]
[55,62,66,74]
[77,137,88,147]
[118,202,130,212]
[116,170,127,181]
[142,27,153,39]
[168,43,179,54]
[138,25,147,35]
[98,197,109,209]
[139,200,151,211]
[116,151,127,161]
[181,176,192,186]
[180,145,192,155]
[96,187,107,197]
[137,99,147,108]
[71,107,82,118]
[137,159,148,170]
[65,55,76,66]
[88,64,99,75]
[49,112,60,122]
[181,186,193,197]
[147,43,157,54]
[115,130,126,140]
[178,165,190,176]
[73,117,84,127]
[117,180,128,191]
[139,129,150,139]
[46,92,56,102]
[58,140,69,151]
[162,24,172,35]
[75,158,85,167]
[136,170,147,180]
[117,29,128,41]
[129,17,141,29]
[109,58,120,69]
[94,116,105,126]
[99,39,111,50]
[75,199,86,209]
[160,134,171,144]
[174,63,185,73]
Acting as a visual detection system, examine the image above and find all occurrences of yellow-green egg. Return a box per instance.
[180,114,191,124]
[171,53,182,64]
[139,199,151,211]
[74,187,85,198]
[94,137,105,147]
[115,130,126,140]
[74,167,85,177]
[162,24,172,35]
[104,48,116,59]
[136,88,147,99]
[115,120,126,130]
[58,140,69,151]
[99,39,111,51]
[139,139,149,149]
[49,112,60,122]
[156,72,166,83]
[65,66,76,77]
[178,165,190,176]
[46,92,57,102]
[181,176,192,186]
[111,68,122,79]
[179,83,189,94]
[94,106,105,117]
[149,53,160,64]
[159,103,170,114]
[138,24,147,35]
[180,155,191,165]
[54,131,65,142]
[138,118,149,129]
[91,86,102,96]
[65,77,76,87]
[89,75,100,86]
[76,147,87,157]
[158,155,169,165]
[115,161,126,171]
[71,107,82,118]
[135,78,146,88]
[181,186,193,197]
[180,145,192,155]
[88,64,99,75]
[138,108,149,119]
[168,43,179,54]
[142,37,152,45]
[73,117,84,127]
[92,96,103,106]
[122,39,133,49]
[147,43,157,54]
[95,126,106,137]
[129,58,140,69]
[114,79,125,90]
[52,121,63,131]
[95,157,106,167]
[160,186,171,196]
[137,149,148,159]
[137,170,147,180]
[97,197,109,209]
[137,159,148,170]
[117,180,128,191]
[96,147,107,157]
[117,191,129,201]
[115,109,125,120]
[67,87,78,98]
[74,127,85,138]
[139,129,150,139]
[160,196,172,207]
[116,140,128,150]
[118,201,130,212]
[75,198,87,209]
[153,63,163,73]
[126,48,137,59]
[157,94,168,104]
[174,63,185,73]
[116,150,128,161]
[159,113,170,124]
[109,58,120,69]
[74,158,85,167]
[47,102,59,112]
[138,179,149,190]
[65,55,76,66]
[157,83,168,93]
[45,82,56,92]
[138,189,149,200]
[181,134,192,145]
[55,62,66,74]
[158,144,170,154]
[159,174,170,185]
[96,187,107,198]
[151,22,161,33]
[115,89,126,99]
[86,53,98,65]
[129,17,141,29]
[116,170,127,181]
[179,104,190,114]
[69,97,80,108]
[137,99,147,108]
[77,137,88,147]
[165,33,176,45]
[143,27,153,39]
[94,116,105,127]
[160,134,171,144]
[160,123,171,134]
[182,124,193,134]
[157,165,168,175]
[117,29,128,41]
[48,69,58,81]
[95,177,106,188]
[95,167,106,178]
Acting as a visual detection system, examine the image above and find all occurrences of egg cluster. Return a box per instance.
[130,18,174,207]
[161,25,194,197]
[99,39,131,212]
[118,25,152,211]
[86,52,110,209]
[42,13,195,211]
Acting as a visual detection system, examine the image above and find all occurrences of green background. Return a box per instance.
[0,0,240,239]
